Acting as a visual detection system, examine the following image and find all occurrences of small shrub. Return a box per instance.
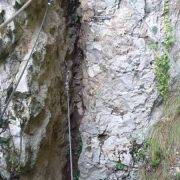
[116,163,125,171]
[147,42,158,50]
[154,53,170,100]
[153,0,174,101]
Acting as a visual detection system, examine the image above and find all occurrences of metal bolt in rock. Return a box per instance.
[47,0,53,5]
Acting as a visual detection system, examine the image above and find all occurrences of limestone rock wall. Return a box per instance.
[0,0,80,179]
[78,0,180,179]
[0,0,180,180]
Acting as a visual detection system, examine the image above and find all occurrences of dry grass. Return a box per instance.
[139,95,180,180]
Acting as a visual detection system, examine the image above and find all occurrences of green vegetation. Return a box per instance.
[0,10,5,24]
[147,41,158,50]
[73,133,82,180]
[6,149,21,174]
[175,173,180,180]
[154,53,170,100]
[0,118,9,131]
[0,137,9,146]
[139,95,180,179]
[74,170,80,180]
[151,26,158,35]
[163,0,175,50]
[132,140,149,163]
[116,162,125,171]
[154,0,174,101]
[141,3,178,178]
[77,133,83,159]
[0,136,21,176]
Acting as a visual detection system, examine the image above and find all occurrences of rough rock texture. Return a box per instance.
[0,0,80,179]
[79,0,180,179]
[0,0,180,180]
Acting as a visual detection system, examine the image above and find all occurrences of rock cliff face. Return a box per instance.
[78,0,180,179]
[0,0,179,180]
[0,0,80,179]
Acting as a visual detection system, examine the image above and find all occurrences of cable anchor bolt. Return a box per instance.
[47,0,53,5]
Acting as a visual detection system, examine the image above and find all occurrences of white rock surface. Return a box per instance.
[0,0,180,179]
[0,0,79,179]
[79,0,180,179]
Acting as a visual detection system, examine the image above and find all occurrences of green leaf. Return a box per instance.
[0,137,9,144]
[116,163,125,171]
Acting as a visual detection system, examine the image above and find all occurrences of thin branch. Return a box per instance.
[0,0,32,30]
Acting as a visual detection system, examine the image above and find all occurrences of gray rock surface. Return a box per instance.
[79,0,180,179]
[0,0,180,179]
[0,0,79,179]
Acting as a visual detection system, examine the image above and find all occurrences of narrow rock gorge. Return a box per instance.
[0,0,179,180]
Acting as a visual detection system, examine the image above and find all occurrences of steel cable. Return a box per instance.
[0,5,49,121]
[65,64,74,180]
